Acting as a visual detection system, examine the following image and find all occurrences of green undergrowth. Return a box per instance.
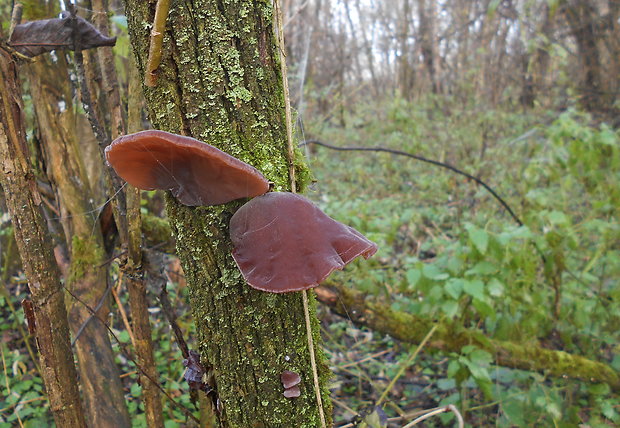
[306,96,620,426]
[1,94,618,426]
[0,261,198,427]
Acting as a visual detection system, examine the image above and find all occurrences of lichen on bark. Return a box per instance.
[124,0,330,425]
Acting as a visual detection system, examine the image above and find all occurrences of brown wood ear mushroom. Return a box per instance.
[281,370,302,399]
[105,130,269,206]
[281,370,301,389]
[283,386,301,398]
[229,192,378,293]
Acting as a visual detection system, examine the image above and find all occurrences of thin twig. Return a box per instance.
[144,0,171,87]
[65,1,128,243]
[402,404,464,428]
[145,249,191,359]
[71,283,112,347]
[301,139,524,227]
[9,3,23,40]
[158,285,190,359]
[111,272,137,348]
[1,239,40,374]
[70,275,113,346]
[64,2,109,146]
[1,345,9,395]
[302,290,327,427]
[376,323,438,406]
[275,0,326,425]
[275,0,297,192]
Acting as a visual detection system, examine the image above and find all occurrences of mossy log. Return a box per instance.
[315,283,620,391]
[123,0,331,426]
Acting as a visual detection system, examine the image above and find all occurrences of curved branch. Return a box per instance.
[300,139,524,227]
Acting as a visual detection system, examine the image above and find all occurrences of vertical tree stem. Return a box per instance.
[275,1,326,425]
[144,0,171,87]
[0,45,86,428]
[302,290,327,427]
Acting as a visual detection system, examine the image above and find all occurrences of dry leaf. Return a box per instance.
[9,12,116,57]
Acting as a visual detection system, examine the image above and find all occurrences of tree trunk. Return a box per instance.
[124,54,165,428]
[355,0,380,97]
[27,54,132,428]
[397,0,413,99]
[562,1,606,113]
[418,0,440,94]
[123,0,332,426]
[0,45,87,428]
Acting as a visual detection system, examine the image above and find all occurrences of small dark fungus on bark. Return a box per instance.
[283,385,301,398]
[229,192,377,293]
[183,350,211,393]
[105,130,269,206]
[281,370,301,389]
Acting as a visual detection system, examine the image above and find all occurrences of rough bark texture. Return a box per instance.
[315,283,620,391]
[0,45,87,428]
[123,0,330,426]
[26,54,132,428]
[562,1,607,113]
[125,53,165,428]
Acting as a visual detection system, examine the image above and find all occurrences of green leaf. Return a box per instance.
[465,261,497,276]
[602,400,620,422]
[501,399,526,426]
[422,264,450,280]
[487,0,501,16]
[447,360,461,378]
[473,298,495,318]
[405,268,421,288]
[444,278,463,299]
[442,300,459,318]
[487,278,504,297]
[589,383,610,395]
[469,349,493,367]
[466,224,489,254]
[547,210,569,225]
[359,407,388,428]
[461,345,477,355]
[463,279,485,299]
[437,378,456,391]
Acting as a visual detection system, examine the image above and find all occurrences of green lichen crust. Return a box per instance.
[124,0,329,426]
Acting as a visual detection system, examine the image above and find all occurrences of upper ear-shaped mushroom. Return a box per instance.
[105,130,269,206]
[281,370,301,389]
[229,192,377,293]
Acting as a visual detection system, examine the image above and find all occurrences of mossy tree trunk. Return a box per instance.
[123,1,331,426]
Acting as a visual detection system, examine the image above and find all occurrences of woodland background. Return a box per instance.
[1,0,619,426]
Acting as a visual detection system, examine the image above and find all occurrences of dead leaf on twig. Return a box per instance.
[9,12,116,57]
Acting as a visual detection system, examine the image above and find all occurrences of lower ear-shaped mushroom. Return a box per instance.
[229,192,377,293]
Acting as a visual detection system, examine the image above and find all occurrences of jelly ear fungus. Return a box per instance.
[106,130,377,421]
[229,192,377,293]
[230,192,377,414]
[105,130,269,206]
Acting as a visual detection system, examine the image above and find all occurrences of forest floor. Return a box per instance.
[1,96,619,427]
